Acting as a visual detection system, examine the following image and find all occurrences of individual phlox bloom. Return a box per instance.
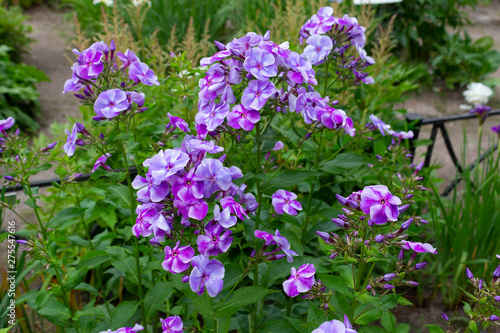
[243,47,277,80]
[195,158,233,197]
[147,148,190,182]
[199,50,232,67]
[317,107,345,130]
[132,203,164,238]
[127,91,145,107]
[64,124,78,157]
[312,318,357,333]
[129,61,160,86]
[311,7,336,35]
[273,141,285,151]
[99,324,144,333]
[285,52,315,85]
[171,169,205,203]
[214,204,237,228]
[92,153,112,172]
[189,255,225,297]
[356,46,375,65]
[94,89,130,119]
[227,104,261,131]
[198,70,226,102]
[283,263,315,297]
[197,223,233,256]
[272,189,302,215]
[63,63,85,93]
[343,117,356,137]
[220,196,248,220]
[195,101,230,131]
[388,130,414,140]
[360,185,401,225]
[225,32,263,55]
[241,79,276,111]
[162,241,195,274]
[338,14,366,48]
[117,49,140,68]
[0,117,15,132]
[147,208,172,237]
[174,198,208,220]
[273,229,298,262]
[368,114,391,136]
[167,112,190,133]
[160,316,183,333]
[75,49,104,79]
[303,35,333,65]
[132,172,170,203]
[402,241,437,254]
[254,230,275,246]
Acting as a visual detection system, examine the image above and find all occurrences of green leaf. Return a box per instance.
[467,321,479,333]
[74,282,100,296]
[317,274,353,299]
[111,257,140,284]
[425,324,446,333]
[397,296,413,306]
[320,153,370,174]
[218,287,274,317]
[75,250,110,270]
[262,170,322,195]
[337,265,354,289]
[35,290,52,310]
[47,207,87,229]
[37,299,71,320]
[380,312,396,332]
[144,282,173,321]
[110,301,139,329]
[16,290,39,306]
[0,325,15,333]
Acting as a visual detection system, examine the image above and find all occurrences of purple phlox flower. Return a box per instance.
[312,319,356,333]
[127,91,145,107]
[243,192,259,214]
[272,189,303,215]
[466,267,474,279]
[94,89,130,119]
[105,324,144,333]
[195,158,232,197]
[356,46,375,65]
[388,130,414,140]
[368,114,391,136]
[162,241,195,274]
[243,47,277,80]
[0,117,15,133]
[470,104,491,118]
[213,204,237,228]
[189,255,225,297]
[198,68,226,102]
[255,230,275,246]
[181,136,224,162]
[272,141,285,151]
[75,49,104,80]
[160,316,183,333]
[133,203,164,238]
[197,223,233,256]
[64,124,78,157]
[92,153,112,172]
[132,172,170,203]
[339,14,366,48]
[497,254,500,259]
[273,229,298,262]
[227,104,261,131]
[336,190,362,209]
[117,49,140,68]
[174,198,208,221]
[285,52,315,85]
[241,79,276,111]
[171,169,205,203]
[226,32,263,56]
[283,263,315,297]
[220,196,248,220]
[147,148,190,182]
[360,185,401,225]
[493,264,500,278]
[129,61,159,86]
[63,63,85,93]
[228,166,243,180]
[301,7,335,37]
[383,273,396,281]
[195,101,230,131]
[303,35,333,65]
[147,209,173,240]
[199,50,232,67]
[167,113,190,133]
[401,241,437,254]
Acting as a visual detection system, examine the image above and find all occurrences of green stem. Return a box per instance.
[118,137,146,323]
[53,265,78,332]
[301,134,322,241]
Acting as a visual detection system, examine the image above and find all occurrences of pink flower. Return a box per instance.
[283,263,315,297]
[227,105,261,131]
[272,189,302,215]
[92,153,112,172]
[162,241,195,274]
[402,241,437,254]
[160,316,183,333]
[360,185,401,225]
[189,255,225,297]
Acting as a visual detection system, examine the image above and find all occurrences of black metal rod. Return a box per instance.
[419,109,500,125]
[424,124,439,168]
[439,123,463,173]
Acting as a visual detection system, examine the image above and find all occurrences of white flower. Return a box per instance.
[93,0,113,6]
[459,104,472,111]
[132,0,151,6]
[463,82,494,106]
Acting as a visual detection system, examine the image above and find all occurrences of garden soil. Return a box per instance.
[2,2,500,333]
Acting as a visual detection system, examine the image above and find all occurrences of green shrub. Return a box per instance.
[0,5,32,63]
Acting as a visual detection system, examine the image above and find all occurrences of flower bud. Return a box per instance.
[415,262,427,270]
[406,281,418,286]
[489,315,499,322]
[375,234,385,243]
[401,218,413,230]
[466,267,474,279]
[494,296,500,302]
[398,250,404,260]
[214,40,226,50]
[383,284,394,290]
[441,313,449,322]
[383,273,396,281]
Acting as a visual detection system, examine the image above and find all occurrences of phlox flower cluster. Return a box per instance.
[312,315,357,333]
[300,7,374,86]
[99,316,183,333]
[194,30,355,137]
[316,161,433,293]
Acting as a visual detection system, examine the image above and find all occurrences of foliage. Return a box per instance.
[0,4,32,63]
[0,45,49,131]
